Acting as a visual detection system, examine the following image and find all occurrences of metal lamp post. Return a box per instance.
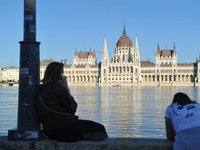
[8,0,41,141]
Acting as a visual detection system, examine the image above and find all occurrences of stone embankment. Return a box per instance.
[0,136,173,150]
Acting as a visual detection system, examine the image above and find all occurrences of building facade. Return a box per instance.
[0,68,2,82]
[64,49,99,86]
[100,26,141,86]
[139,43,199,86]
[25,26,200,87]
[62,26,200,86]
[98,26,200,86]
[2,66,19,83]
[2,27,199,86]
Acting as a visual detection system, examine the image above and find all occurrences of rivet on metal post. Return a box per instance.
[8,0,41,141]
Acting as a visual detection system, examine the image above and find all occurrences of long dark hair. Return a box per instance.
[41,62,64,85]
[172,92,196,105]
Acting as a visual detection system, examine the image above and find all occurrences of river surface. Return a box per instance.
[0,86,199,138]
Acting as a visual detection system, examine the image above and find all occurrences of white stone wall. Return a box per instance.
[102,59,141,84]
[103,62,140,83]
[2,62,197,86]
[0,68,2,81]
[198,62,200,83]
[103,36,140,84]
[64,64,99,84]
[40,66,47,81]
[156,54,177,66]
[2,66,19,82]
[140,64,196,84]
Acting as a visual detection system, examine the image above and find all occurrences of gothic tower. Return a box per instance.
[101,36,109,65]
[134,35,140,64]
[101,36,109,83]
[134,35,141,83]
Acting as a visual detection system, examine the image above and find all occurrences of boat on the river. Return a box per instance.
[112,84,122,87]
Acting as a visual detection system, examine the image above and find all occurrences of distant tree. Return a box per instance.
[1,80,6,83]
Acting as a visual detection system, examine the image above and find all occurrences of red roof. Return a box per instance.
[140,61,155,67]
[116,26,133,47]
[177,63,194,66]
[78,52,88,59]
[116,35,133,47]
[40,60,53,66]
[160,50,173,57]
[75,51,96,59]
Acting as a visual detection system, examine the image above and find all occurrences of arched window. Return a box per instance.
[123,67,126,73]
[112,67,115,73]
[109,67,111,73]
[127,67,129,72]
[145,75,147,82]
[80,76,82,82]
[165,75,167,81]
[157,75,159,81]
[131,67,133,73]
[182,75,184,81]
[169,75,172,81]
[149,75,151,82]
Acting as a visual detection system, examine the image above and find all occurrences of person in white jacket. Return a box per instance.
[165,92,200,150]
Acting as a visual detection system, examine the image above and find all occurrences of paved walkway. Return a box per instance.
[0,136,173,150]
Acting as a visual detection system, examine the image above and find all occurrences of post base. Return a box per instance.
[8,128,41,141]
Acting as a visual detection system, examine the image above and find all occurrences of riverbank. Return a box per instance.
[68,82,198,87]
[0,82,198,87]
[0,136,173,150]
[0,84,18,87]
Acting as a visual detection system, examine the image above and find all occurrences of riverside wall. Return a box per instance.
[0,136,173,150]
[67,82,198,87]
[1,82,199,87]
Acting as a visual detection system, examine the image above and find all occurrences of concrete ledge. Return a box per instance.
[0,136,173,150]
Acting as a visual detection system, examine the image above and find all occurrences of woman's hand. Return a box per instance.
[165,118,176,141]
[60,75,71,95]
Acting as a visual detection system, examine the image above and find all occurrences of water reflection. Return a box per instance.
[1,86,200,138]
[72,86,200,138]
[0,87,18,136]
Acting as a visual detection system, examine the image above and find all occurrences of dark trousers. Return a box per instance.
[50,120,108,142]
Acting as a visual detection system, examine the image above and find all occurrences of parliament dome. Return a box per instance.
[116,26,133,47]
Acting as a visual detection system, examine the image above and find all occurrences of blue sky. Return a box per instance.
[0,0,199,68]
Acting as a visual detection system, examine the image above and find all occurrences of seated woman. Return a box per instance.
[165,92,200,150]
[36,62,108,142]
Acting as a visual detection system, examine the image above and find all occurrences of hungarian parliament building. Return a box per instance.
[40,26,200,87]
